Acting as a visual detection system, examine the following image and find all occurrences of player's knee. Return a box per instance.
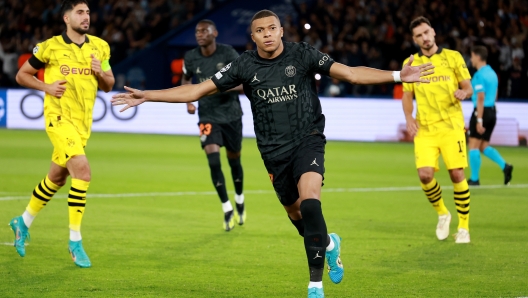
[418,173,434,184]
[207,152,221,169]
[227,151,241,159]
[449,169,465,183]
[50,176,67,187]
[227,155,241,167]
[76,170,91,182]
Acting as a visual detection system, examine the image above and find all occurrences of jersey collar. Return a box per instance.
[255,41,288,63]
[418,46,443,58]
[61,31,90,48]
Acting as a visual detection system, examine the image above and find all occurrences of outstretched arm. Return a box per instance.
[329,55,434,85]
[111,79,219,112]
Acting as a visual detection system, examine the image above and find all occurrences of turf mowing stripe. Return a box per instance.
[1,184,527,201]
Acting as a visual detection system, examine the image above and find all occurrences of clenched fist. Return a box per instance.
[46,80,67,98]
[91,54,103,77]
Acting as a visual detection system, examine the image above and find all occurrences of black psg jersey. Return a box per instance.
[211,42,335,159]
[183,43,242,123]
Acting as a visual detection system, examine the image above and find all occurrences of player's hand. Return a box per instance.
[477,122,486,134]
[111,86,146,112]
[46,80,67,98]
[401,55,435,83]
[91,54,103,77]
[187,103,196,114]
[454,89,467,100]
[406,117,419,137]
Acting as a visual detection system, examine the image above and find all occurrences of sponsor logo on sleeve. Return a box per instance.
[319,55,329,66]
[220,63,231,72]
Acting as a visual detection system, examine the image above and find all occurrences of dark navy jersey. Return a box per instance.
[183,43,242,123]
[211,42,335,159]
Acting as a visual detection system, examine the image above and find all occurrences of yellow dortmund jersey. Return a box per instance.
[402,47,471,135]
[30,32,111,139]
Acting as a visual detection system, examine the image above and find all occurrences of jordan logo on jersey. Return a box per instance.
[196,67,201,74]
[252,73,260,83]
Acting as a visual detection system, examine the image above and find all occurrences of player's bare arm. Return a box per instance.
[111,79,219,112]
[402,91,419,137]
[226,84,243,92]
[181,75,241,115]
[454,79,473,100]
[90,54,115,92]
[329,55,434,85]
[476,92,486,134]
[16,61,67,98]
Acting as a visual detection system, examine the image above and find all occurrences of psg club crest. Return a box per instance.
[285,65,296,77]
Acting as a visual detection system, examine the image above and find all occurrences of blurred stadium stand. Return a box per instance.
[0,0,527,99]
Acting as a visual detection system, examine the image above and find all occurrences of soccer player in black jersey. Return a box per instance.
[112,10,434,298]
[182,19,245,231]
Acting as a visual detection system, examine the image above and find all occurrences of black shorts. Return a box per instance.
[263,134,326,206]
[469,107,496,141]
[198,119,243,152]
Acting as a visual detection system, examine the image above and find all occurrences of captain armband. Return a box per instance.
[101,59,111,72]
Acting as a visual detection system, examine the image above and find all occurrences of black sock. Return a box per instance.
[300,199,327,282]
[207,152,229,203]
[224,210,233,221]
[236,203,244,215]
[228,157,244,195]
[288,215,305,237]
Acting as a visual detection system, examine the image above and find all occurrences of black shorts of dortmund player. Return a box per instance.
[263,134,326,207]
[198,118,243,152]
[469,107,496,141]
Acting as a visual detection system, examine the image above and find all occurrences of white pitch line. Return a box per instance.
[0,242,28,246]
[0,184,527,202]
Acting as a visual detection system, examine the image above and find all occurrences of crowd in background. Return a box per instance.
[0,0,219,86]
[1,0,527,99]
[284,0,528,98]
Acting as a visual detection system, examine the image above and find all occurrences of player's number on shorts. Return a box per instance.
[199,123,212,136]
[457,140,464,153]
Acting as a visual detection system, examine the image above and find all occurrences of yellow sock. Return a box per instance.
[453,180,470,231]
[421,178,449,215]
[26,175,62,216]
[68,178,90,231]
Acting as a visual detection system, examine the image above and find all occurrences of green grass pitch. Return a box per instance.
[1,129,527,297]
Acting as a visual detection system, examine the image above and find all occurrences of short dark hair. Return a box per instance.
[409,16,431,33]
[250,10,280,27]
[60,0,89,17]
[471,45,488,62]
[198,19,216,30]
